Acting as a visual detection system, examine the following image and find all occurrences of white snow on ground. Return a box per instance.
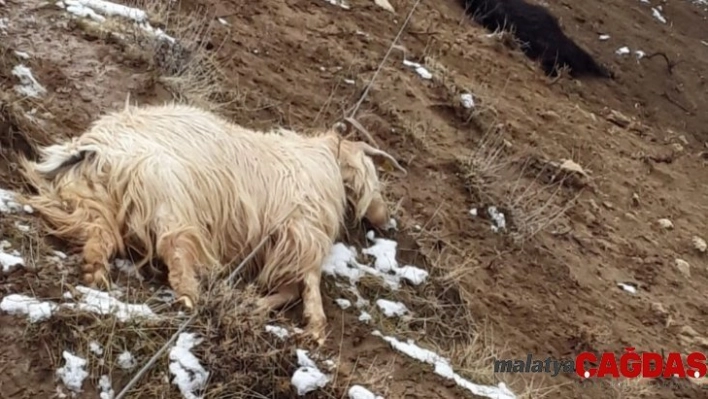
[56,351,89,393]
[348,385,384,399]
[169,333,209,399]
[0,286,156,323]
[59,0,175,42]
[335,298,352,309]
[358,311,372,323]
[89,341,104,356]
[486,206,506,233]
[616,46,631,55]
[12,65,47,98]
[0,247,24,272]
[99,375,115,399]
[116,350,136,370]
[376,299,408,318]
[372,331,516,399]
[0,188,32,213]
[265,324,290,340]
[0,294,57,322]
[402,59,432,80]
[291,349,330,395]
[362,231,430,288]
[618,282,638,294]
[652,7,667,23]
[67,285,157,321]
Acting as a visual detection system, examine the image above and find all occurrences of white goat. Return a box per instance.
[18,102,406,344]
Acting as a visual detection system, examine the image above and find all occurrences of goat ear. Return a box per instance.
[356,142,407,176]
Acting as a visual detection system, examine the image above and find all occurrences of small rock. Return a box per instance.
[606,110,632,128]
[671,143,684,152]
[681,325,699,338]
[675,259,690,277]
[692,236,707,253]
[657,218,674,229]
[559,159,589,177]
[631,193,640,207]
[540,110,560,120]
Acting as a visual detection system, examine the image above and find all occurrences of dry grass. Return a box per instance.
[609,378,657,399]
[455,120,582,245]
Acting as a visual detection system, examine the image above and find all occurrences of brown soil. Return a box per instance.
[2,0,708,398]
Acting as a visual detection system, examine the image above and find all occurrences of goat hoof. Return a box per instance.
[83,271,111,290]
[175,295,195,311]
[303,324,326,347]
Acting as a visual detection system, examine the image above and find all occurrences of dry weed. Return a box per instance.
[456,121,580,245]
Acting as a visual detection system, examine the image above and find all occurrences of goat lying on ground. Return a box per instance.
[461,0,613,79]
[19,102,406,344]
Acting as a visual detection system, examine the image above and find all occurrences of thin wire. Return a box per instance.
[349,0,423,118]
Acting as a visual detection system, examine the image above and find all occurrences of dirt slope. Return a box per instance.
[2,0,708,398]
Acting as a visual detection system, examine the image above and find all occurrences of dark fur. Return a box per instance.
[462,0,613,79]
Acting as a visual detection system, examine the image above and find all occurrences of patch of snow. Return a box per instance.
[217,17,229,25]
[65,1,106,22]
[373,331,516,399]
[487,206,506,232]
[0,188,26,213]
[374,0,395,13]
[116,351,136,369]
[68,0,147,22]
[635,50,646,59]
[89,341,104,356]
[56,351,89,393]
[402,59,432,80]
[68,285,156,321]
[397,265,429,285]
[14,51,30,59]
[652,7,667,23]
[322,243,365,284]
[335,298,352,309]
[469,208,478,216]
[618,282,637,294]
[349,385,384,399]
[0,294,57,322]
[615,46,631,56]
[599,34,610,41]
[265,325,290,340]
[460,93,475,109]
[363,232,430,288]
[376,299,408,318]
[12,65,47,98]
[169,333,209,399]
[99,375,115,399]
[0,248,24,272]
[322,0,351,9]
[291,349,330,395]
[359,311,372,323]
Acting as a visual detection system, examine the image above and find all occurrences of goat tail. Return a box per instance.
[32,137,87,177]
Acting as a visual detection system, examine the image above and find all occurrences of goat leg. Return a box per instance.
[81,224,117,289]
[156,230,201,311]
[301,269,327,346]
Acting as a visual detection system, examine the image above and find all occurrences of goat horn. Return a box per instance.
[357,141,407,176]
[343,116,379,148]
